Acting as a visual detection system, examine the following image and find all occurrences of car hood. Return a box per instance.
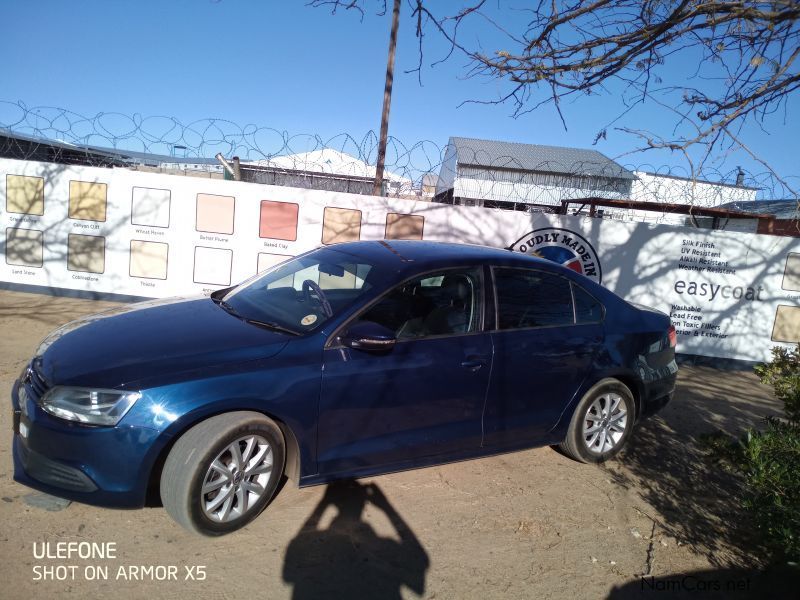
[37,296,291,389]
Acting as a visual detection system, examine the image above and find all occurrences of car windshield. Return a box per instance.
[217,248,382,335]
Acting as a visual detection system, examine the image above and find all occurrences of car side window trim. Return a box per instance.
[325,265,486,349]
[570,281,605,324]
[488,266,604,333]
[568,280,578,324]
[488,264,500,331]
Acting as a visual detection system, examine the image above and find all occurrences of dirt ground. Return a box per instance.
[0,289,794,599]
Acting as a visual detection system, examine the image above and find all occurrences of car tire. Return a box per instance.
[160,411,285,536]
[559,378,635,464]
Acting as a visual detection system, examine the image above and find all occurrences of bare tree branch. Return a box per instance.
[310,1,800,194]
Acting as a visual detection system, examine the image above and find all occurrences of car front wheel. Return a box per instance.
[559,378,635,463]
[160,411,285,536]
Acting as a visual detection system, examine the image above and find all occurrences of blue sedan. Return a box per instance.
[11,241,677,535]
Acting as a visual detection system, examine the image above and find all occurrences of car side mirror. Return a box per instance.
[339,321,396,352]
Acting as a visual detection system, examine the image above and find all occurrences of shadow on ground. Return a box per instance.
[604,366,784,568]
[282,480,429,600]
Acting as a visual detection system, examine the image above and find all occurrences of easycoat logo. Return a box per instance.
[508,227,602,284]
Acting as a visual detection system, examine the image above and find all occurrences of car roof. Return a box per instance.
[324,240,554,272]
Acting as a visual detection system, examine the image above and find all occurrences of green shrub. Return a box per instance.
[755,344,800,424]
[739,418,800,562]
[742,345,800,562]
[703,346,800,562]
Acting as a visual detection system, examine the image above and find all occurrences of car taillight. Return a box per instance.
[668,324,677,348]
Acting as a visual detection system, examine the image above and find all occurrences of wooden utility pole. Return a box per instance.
[373,0,401,197]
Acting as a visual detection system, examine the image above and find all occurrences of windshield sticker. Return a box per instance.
[301,314,318,326]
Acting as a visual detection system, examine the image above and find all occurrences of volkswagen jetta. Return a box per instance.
[11,241,677,535]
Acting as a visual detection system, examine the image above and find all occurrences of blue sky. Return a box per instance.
[2,0,797,191]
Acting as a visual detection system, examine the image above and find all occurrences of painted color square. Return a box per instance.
[132,187,171,228]
[196,194,235,235]
[257,252,292,273]
[385,213,424,240]
[782,253,800,292]
[130,240,169,280]
[68,234,105,274]
[772,305,800,343]
[5,228,43,267]
[6,175,44,215]
[69,181,107,222]
[259,201,298,241]
[322,207,361,245]
[194,246,233,286]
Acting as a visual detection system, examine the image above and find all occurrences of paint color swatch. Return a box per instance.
[194,246,232,286]
[130,240,168,280]
[196,194,235,235]
[69,181,107,222]
[6,175,44,215]
[772,305,800,343]
[68,234,105,274]
[385,213,424,240]
[259,201,299,241]
[322,207,361,245]
[257,252,292,273]
[132,187,171,228]
[5,227,43,267]
[782,253,800,291]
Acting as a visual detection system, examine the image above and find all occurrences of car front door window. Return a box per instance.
[355,269,483,340]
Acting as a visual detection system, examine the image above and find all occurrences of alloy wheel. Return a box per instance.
[200,435,273,523]
[582,392,628,454]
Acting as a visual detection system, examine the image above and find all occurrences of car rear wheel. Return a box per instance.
[559,378,634,463]
[160,411,285,536]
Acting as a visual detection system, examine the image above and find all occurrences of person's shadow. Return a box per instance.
[282,480,429,599]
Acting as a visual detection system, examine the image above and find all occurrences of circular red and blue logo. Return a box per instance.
[509,227,602,284]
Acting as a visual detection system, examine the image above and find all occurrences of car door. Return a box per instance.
[317,267,493,475]
[482,267,604,448]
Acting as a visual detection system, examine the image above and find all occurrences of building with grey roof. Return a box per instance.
[434,136,636,211]
[719,199,798,220]
[0,128,223,175]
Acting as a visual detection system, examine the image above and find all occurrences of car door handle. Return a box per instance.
[461,358,488,371]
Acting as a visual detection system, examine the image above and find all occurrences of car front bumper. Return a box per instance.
[11,375,162,509]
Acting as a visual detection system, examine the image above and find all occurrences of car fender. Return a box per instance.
[548,368,643,438]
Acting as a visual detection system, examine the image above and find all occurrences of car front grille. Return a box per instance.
[26,361,50,399]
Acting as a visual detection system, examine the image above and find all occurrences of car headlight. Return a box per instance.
[39,387,141,426]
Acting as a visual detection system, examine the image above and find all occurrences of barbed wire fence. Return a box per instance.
[0,100,797,222]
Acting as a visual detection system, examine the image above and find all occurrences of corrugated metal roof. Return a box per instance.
[0,128,220,167]
[719,200,799,219]
[450,137,635,180]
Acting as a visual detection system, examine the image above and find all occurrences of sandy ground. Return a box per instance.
[0,289,794,599]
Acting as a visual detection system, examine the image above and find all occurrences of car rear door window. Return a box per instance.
[572,283,604,323]
[357,268,483,339]
[494,268,574,330]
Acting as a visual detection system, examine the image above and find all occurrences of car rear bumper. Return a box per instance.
[639,360,678,419]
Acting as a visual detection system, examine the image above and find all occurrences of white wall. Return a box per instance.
[631,171,756,206]
[453,176,629,207]
[1,157,798,362]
